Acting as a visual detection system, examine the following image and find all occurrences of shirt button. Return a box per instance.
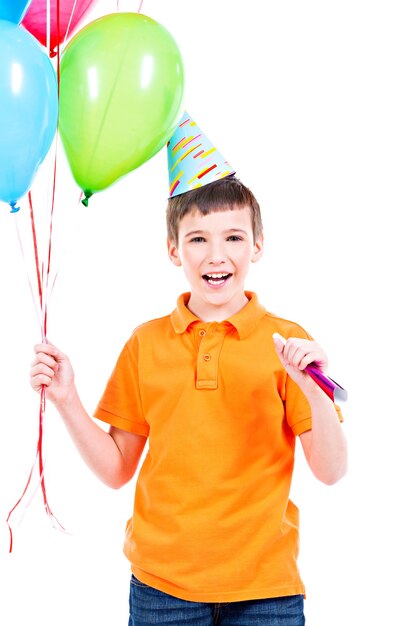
[203,353,211,361]
[199,330,206,337]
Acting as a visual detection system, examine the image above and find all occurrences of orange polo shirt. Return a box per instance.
[95,292,342,602]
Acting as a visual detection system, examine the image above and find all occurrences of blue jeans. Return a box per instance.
[129,576,305,626]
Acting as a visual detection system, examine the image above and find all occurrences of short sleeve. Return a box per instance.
[283,374,313,435]
[285,378,344,435]
[94,333,149,437]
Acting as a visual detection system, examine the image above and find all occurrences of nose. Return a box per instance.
[207,240,226,265]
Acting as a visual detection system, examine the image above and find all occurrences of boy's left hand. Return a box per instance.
[273,334,329,397]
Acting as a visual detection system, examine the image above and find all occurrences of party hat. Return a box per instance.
[167,111,235,197]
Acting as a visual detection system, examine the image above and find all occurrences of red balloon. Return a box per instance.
[22,0,97,56]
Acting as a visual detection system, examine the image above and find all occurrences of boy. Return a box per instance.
[30,115,347,625]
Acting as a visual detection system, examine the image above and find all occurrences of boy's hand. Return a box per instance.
[31,343,75,406]
[273,333,329,398]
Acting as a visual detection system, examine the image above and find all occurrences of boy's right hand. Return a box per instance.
[30,343,75,406]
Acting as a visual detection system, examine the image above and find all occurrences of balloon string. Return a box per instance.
[45,136,59,288]
[7,0,65,543]
[7,143,65,551]
[7,205,47,551]
[29,192,44,320]
[56,0,60,82]
[6,456,37,553]
[62,0,77,52]
[46,0,51,58]
[14,218,43,331]
[7,389,65,552]
[37,387,65,531]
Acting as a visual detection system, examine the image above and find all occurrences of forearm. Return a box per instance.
[303,388,348,485]
[53,387,128,488]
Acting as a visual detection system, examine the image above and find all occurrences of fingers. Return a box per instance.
[30,360,57,391]
[272,334,328,371]
[31,371,54,390]
[272,332,286,355]
[31,344,61,391]
[34,342,61,360]
[32,350,59,371]
[285,340,314,370]
[31,361,57,380]
[33,343,68,368]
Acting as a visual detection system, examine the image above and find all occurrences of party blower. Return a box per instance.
[272,333,347,403]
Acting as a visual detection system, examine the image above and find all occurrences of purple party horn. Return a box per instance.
[272,333,347,403]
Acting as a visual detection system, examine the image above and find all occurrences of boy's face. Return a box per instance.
[167,205,263,321]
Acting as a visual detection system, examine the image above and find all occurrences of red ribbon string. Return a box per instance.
[7,1,66,551]
[7,184,65,552]
[29,192,43,316]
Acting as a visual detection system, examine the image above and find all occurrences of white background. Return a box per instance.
[1,1,417,624]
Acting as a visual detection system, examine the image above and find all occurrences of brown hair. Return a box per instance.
[166,176,263,245]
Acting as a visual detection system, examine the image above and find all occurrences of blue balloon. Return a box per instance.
[0,0,32,24]
[0,20,58,211]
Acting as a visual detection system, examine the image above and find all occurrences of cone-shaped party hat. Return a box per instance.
[167,111,235,197]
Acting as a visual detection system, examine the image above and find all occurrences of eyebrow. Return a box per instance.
[184,228,248,238]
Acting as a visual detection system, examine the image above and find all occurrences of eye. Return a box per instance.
[226,235,243,242]
[190,236,206,243]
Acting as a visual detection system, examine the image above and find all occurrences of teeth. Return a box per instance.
[204,272,231,286]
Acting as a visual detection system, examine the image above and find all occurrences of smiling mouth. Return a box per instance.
[202,272,232,285]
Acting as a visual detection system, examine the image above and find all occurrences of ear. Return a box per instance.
[167,239,182,267]
[251,234,264,263]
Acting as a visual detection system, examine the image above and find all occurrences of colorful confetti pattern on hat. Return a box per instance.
[167,111,235,197]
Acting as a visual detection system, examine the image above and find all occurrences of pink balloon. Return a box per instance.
[22,0,97,56]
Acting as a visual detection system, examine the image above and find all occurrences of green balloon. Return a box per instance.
[58,12,185,200]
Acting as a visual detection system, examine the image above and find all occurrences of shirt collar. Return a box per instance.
[171,292,266,339]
